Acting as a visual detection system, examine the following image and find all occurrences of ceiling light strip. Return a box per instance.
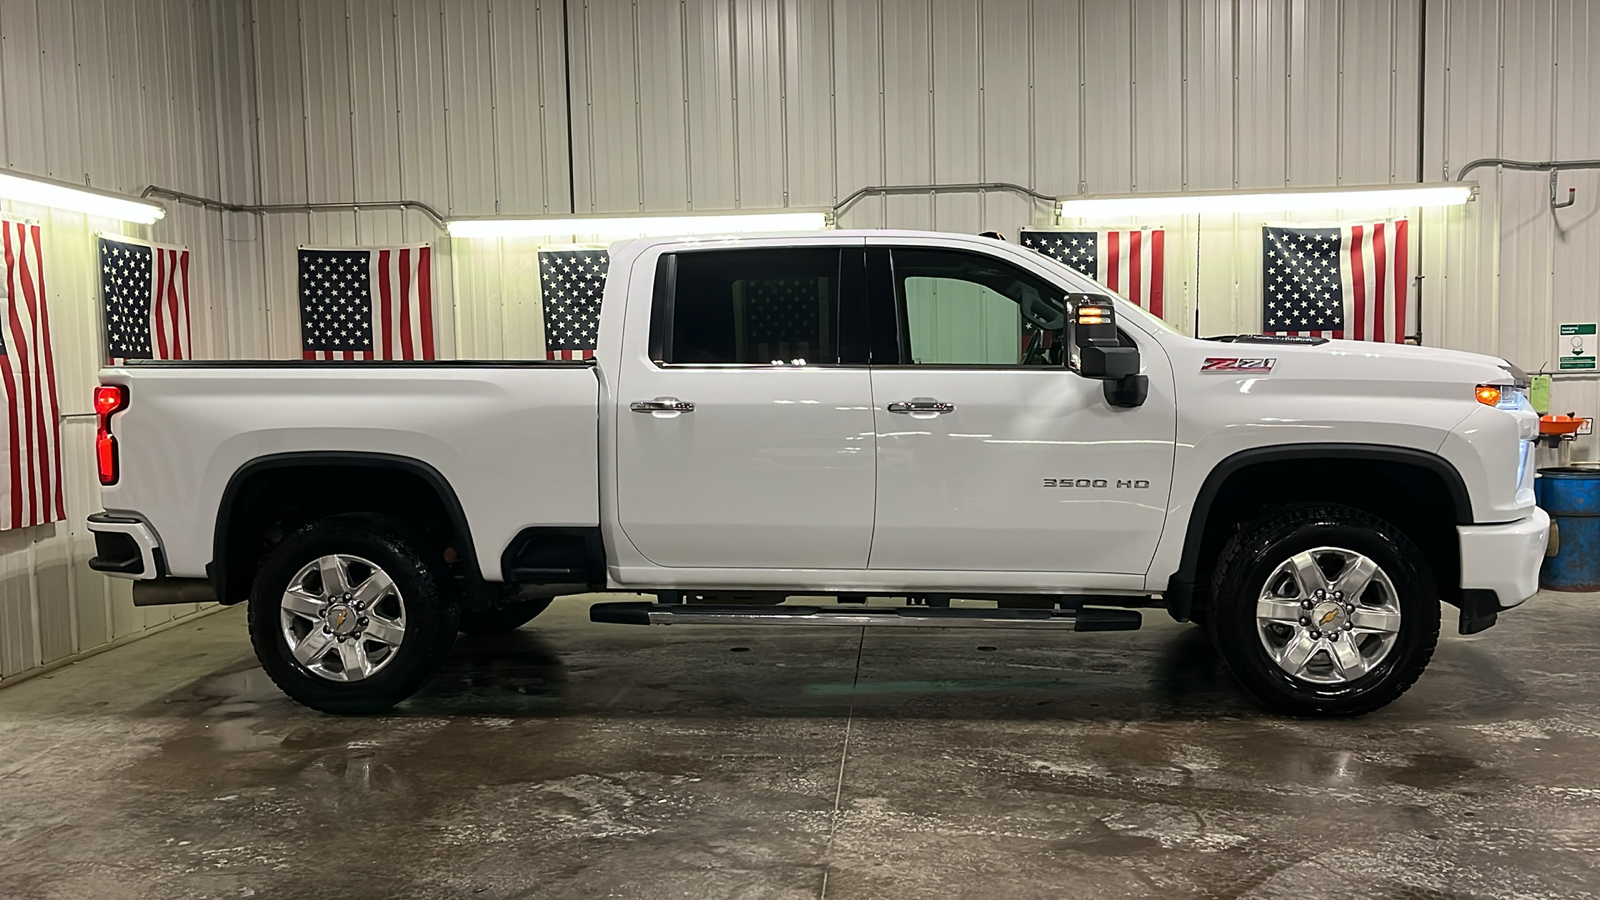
[1059,183,1475,218]
[0,170,167,224]
[447,210,831,239]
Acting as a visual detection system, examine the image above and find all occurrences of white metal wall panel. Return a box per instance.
[684,0,738,210]
[881,0,934,229]
[1182,0,1234,190]
[0,0,247,684]
[782,0,834,209]
[1,0,48,174]
[831,0,884,226]
[634,0,691,212]
[734,0,787,210]
[931,0,981,232]
[1030,0,1082,196]
[443,0,497,214]
[1081,0,1134,193]
[1132,0,1185,193]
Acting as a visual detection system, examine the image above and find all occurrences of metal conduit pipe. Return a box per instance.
[833,182,1059,218]
[1454,157,1600,210]
[140,185,450,229]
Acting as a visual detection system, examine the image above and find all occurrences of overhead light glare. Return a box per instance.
[1059,183,1474,218]
[448,210,831,239]
[0,170,166,223]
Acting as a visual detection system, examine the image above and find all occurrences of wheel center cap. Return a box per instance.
[326,603,359,636]
[1311,601,1347,633]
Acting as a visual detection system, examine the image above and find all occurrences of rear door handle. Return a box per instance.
[886,398,956,415]
[630,397,695,413]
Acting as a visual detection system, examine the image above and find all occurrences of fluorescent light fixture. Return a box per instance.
[1058,183,1475,218]
[0,170,166,223]
[447,210,830,239]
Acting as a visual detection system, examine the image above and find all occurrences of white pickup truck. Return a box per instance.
[87,229,1549,717]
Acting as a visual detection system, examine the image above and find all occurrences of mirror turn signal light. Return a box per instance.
[1474,384,1503,407]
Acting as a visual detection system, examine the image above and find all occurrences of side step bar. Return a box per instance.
[589,602,1141,632]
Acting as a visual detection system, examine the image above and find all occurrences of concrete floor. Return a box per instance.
[1,594,1599,900]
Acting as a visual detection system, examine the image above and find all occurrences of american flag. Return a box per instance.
[101,237,191,363]
[1022,229,1166,317]
[299,245,434,360]
[742,277,825,362]
[1262,221,1409,341]
[539,249,607,360]
[0,220,64,532]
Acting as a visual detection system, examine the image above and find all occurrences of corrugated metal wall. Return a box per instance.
[0,0,250,683]
[3,0,1596,683]
[1425,0,1600,456]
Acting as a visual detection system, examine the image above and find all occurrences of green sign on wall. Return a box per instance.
[1560,323,1597,371]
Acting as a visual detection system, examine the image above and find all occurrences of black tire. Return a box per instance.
[458,597,553,636]
[1208,503,1439,717]
[248,517,460,714]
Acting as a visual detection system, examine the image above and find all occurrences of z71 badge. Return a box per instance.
[1201,357,1276,373]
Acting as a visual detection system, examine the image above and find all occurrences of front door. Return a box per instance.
[614,241,877,569]
[866,241,1176,575]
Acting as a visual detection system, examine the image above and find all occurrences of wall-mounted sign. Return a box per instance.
[1560,322,1597,370]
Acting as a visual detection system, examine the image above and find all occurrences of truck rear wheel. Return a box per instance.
[248,518,460,714]
[1209,503,1439,717]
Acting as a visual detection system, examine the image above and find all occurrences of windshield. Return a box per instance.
[1019,243,1181,336]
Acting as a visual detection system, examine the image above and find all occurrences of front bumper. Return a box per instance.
[1455,507,1550,633]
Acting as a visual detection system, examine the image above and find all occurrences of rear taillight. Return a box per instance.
[94,385,127,485]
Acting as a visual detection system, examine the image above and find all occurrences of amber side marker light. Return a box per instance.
[1475,385,1503,407]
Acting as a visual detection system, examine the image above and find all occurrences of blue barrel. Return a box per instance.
[1537,467,1600,591]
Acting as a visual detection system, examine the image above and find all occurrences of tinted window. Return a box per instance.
[892,248,1067,366]
[662,249,841,365]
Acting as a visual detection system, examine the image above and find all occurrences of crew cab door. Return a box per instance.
[865,239,1176,575]
[613,240,877,569]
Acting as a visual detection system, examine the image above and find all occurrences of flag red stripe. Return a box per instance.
[378,250,394,361]
[1127,230,1142,312]
[18,226,46,525]
[32,226,62,520]
[418,247,434,360]
[1372,223,1387,343]
[1105,230,1121,293]
[398,248,414,360]
[1348,225,1366,341]
[153,250,171,359]
[1,225,25,528]
[1149,229,1164,318]
[166,249,184,358]
[1394,219,1409,342]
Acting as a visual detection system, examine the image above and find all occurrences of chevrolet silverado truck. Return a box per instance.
[86,230,1549,716]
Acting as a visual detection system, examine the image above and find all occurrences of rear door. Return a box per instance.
[612,240,877,569]
[865,240,1176,575]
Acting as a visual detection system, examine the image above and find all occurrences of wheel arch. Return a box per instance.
[1167,444,1472,621]
[212,451,480,605]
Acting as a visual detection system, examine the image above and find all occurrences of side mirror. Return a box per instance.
[1066,294,1147,408]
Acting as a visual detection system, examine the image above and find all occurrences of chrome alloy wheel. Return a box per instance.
[1254,546,1403,684]
[279,554,407,683]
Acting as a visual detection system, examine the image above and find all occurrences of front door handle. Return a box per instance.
[886,398,956,415]
[630,397,695,414]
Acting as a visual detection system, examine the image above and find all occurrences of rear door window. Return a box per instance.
[657,248,844,365]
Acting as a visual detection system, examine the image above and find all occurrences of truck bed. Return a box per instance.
[100,359,601,582]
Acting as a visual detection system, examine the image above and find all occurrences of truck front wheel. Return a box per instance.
[1209,504,1440,717]
[248,518,460,714]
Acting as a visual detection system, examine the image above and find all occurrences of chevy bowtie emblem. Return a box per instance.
[1319,610,1339,627]
[333,610,348,628]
